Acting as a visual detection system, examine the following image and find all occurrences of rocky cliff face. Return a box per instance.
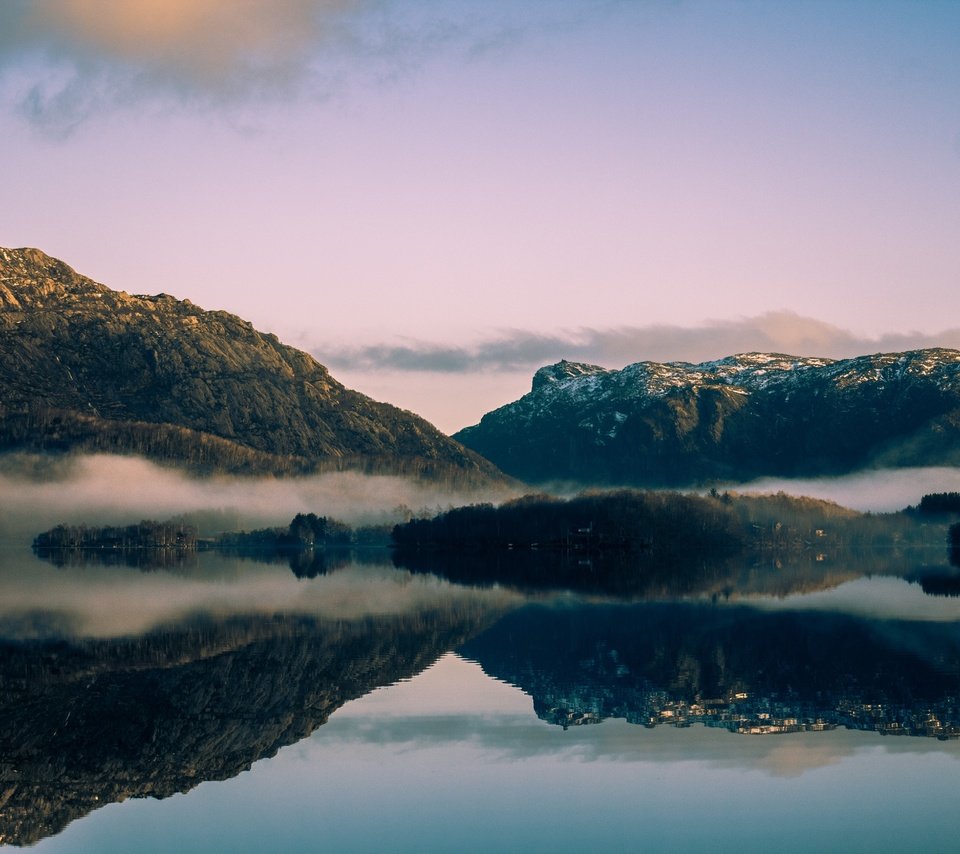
[454,351,960,486]
[0,247,503,483]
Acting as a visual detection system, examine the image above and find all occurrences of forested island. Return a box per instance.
[33,490,956,585]
[32,513,392,575]
[391,489,940,556]
[387,489,957,595]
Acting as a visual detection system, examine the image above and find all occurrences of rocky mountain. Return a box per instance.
[454,351,960,486]
[0,247,502,483]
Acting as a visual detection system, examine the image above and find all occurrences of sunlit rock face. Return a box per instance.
[0,247,503,485]
[455,352,960,486]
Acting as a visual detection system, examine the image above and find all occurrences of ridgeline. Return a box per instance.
[0,247,504,486]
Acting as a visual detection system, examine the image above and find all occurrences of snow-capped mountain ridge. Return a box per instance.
[456,348,960,487]
[528,350,960,406]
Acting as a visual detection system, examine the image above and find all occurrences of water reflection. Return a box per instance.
[0,551,517,846]
[460,601,960,737]
[393,541,955,601]
[0,601,502,845]
[31,542,382,579]
[4,544,960,848]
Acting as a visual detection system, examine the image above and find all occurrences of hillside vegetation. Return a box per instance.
[0,247,503,485]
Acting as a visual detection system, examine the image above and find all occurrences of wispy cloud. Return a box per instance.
[318,312,960,374]
[0,0,612,136]
[0,0,391,134]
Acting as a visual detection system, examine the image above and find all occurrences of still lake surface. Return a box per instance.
[3,537,960,853]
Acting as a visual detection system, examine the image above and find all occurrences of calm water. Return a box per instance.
[3,543,960,853]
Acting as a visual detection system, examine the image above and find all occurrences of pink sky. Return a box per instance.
[1,1,959,431]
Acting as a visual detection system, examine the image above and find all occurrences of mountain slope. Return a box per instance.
[0,247,502,482]
[454,352,960,486]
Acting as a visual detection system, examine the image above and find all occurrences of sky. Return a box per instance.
[1,0,959,432]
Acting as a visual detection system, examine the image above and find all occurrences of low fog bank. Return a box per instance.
[522,467,960,514]
[0,453,516,542]
[1,454,954,544]
[724,467,960,513]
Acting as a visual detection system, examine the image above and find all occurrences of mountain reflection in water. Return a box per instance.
[0,556,510,847]
[460,601,960,736]
[3,546,960,848]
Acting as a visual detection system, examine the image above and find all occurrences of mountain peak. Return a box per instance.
[456,347,960,487]
[531,360,607,392]
[0,247,505,484]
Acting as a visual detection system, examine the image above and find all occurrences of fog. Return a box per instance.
[722,467,960,512]
[2,454,955,547]
[535,466,960,513]
[0,452,524,639]
[0,453,515,542]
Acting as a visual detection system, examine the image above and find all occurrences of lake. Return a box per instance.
[3,537,960,853]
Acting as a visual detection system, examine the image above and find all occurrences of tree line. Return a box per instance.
[391,490,746,557]
[917,493,960,515]
[34,520,198,550]
[391,489,936,557]
[34,512,392,557]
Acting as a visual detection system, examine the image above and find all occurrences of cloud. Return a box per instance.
[318,312,960,374]
[0,0,375,133]
[26,0,337,78]
[0,0,611,135]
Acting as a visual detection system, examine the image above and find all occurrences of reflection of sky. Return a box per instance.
[714,576,960,623]
[318,656,960,773]
[0,553,522,639]
[32,654,960,854]
[4,543,959,640]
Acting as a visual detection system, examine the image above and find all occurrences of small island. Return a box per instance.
[32,513,392,576]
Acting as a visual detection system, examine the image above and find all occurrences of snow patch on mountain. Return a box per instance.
[475,349,960,435]
[526,350,960,406]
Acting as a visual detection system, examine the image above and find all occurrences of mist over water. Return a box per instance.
[0,453,515,541]
[2,454,954,548]
[717,467,960,512]
[5,458,960,851]
[522,466,960,514]
[0,452,524,639]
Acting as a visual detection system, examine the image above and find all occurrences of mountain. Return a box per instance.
[454,351,960,486]
[0,247,502,483]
